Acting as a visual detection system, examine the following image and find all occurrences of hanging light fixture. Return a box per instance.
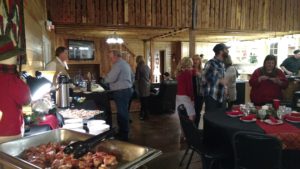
[106,32,124,44]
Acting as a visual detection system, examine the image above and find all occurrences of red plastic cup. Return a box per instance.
[273,99,280,110]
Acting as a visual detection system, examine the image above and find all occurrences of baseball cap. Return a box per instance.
[213,43,230,53]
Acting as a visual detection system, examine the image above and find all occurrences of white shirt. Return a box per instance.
[45,57,68,71]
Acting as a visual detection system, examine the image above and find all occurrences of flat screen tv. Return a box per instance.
[68,40,95,60]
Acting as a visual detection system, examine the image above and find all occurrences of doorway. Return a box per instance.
[159,50,165,82]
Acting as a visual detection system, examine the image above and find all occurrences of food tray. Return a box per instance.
[0,129,161,169]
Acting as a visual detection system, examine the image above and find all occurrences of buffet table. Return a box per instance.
[204,110,300,169]
[72,90,112,127]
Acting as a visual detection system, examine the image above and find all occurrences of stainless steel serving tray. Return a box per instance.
[0,129,162,169]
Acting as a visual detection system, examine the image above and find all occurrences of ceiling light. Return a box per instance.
[106,32,124,44]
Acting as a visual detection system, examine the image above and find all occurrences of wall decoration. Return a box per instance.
[0,0,26,63]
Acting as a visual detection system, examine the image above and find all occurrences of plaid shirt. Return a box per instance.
[0,64,17,74]
[201,57,225,103]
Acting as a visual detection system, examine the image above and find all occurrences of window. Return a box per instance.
[270,43,278,56]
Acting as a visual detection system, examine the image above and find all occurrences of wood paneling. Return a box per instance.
[23,0,50,72]
[46,0,300,32]
[54,34,141,76]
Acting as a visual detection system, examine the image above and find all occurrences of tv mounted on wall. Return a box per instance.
[68,40,95,60]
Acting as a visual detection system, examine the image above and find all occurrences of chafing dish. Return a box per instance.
[0,129,162,169]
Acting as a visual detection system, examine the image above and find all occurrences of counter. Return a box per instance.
[282,77,300,104]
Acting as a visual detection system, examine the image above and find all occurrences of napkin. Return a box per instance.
[269,116,278,123]
[240,114,256,121]
[226,110,243,116]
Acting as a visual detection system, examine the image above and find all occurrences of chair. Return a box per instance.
[149,80,177,114]
[177,104,226,169]
[232,131,282,169]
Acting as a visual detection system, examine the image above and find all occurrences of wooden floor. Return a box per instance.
[112,102,203,169]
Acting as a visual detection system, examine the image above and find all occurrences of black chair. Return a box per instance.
[149,80,177,114]
[177,104,226,169]
[232,131,282,169]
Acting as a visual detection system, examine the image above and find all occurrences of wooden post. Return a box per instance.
[143,40,147,59]
[189,29,196,57]
[150,40,155,82]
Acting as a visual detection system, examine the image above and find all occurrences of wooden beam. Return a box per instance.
[143,40,147,59]
[189,29,196,57]
[150,40,155,82]
[149,28,189,40]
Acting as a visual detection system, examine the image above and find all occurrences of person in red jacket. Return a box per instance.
[250,55,288,106]
[0,54,31,143]
[175,57,195,120]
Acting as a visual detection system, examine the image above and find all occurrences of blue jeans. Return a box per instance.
[112,88,132,140]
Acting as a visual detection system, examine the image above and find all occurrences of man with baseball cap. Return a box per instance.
[202,43,230,112]
[0,35,31,143]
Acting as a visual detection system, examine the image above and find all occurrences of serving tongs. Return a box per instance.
[63,129,115,158]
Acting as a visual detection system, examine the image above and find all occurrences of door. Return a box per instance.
[159,50,165,82]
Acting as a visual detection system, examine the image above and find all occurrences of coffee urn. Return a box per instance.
[56,75,70,108]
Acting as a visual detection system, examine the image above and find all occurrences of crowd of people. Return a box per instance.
[175,44,299,128]
[1,41,298,143]
[106,46,300,141]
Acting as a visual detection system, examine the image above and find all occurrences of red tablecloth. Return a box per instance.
[256,120,300,150]
[38,114,59,129]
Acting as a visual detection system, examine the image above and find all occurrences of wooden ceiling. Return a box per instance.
[48,0,300,43]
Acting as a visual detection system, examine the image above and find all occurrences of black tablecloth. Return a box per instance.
[72,91,112,127]
[203,111,300,169]
[72,100,98,110]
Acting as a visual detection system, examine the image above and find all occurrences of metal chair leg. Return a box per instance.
[186,150,194,169]
[179,147,190,166]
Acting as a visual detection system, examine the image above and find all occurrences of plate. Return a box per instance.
[285,118,300,123]
[64,118,83,124]
[264,119,283,125]
[289,112,300,117]
[227,113,243,117]
[63,123,83,129]
[239,117,256,122]
[83,91,92,94]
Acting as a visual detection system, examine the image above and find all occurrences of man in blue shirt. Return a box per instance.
[105,50,133,141]
[202,43,230,112]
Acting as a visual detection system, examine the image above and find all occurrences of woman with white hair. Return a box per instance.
[0,51,31,143]
[175,57,195,120]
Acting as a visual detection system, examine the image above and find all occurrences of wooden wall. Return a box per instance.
[197,0,300,32]
[23,0,50,71]
[46,0,192,28]
[46,0,300,32]
[54,34,143,76]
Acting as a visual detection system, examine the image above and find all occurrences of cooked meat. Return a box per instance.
[22,142,118,169]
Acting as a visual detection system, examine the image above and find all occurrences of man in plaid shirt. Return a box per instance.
[202,43,230,112]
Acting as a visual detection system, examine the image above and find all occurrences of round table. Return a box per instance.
[203,110,300,169]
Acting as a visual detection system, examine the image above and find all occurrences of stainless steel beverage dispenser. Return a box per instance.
[56,75,69,108]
